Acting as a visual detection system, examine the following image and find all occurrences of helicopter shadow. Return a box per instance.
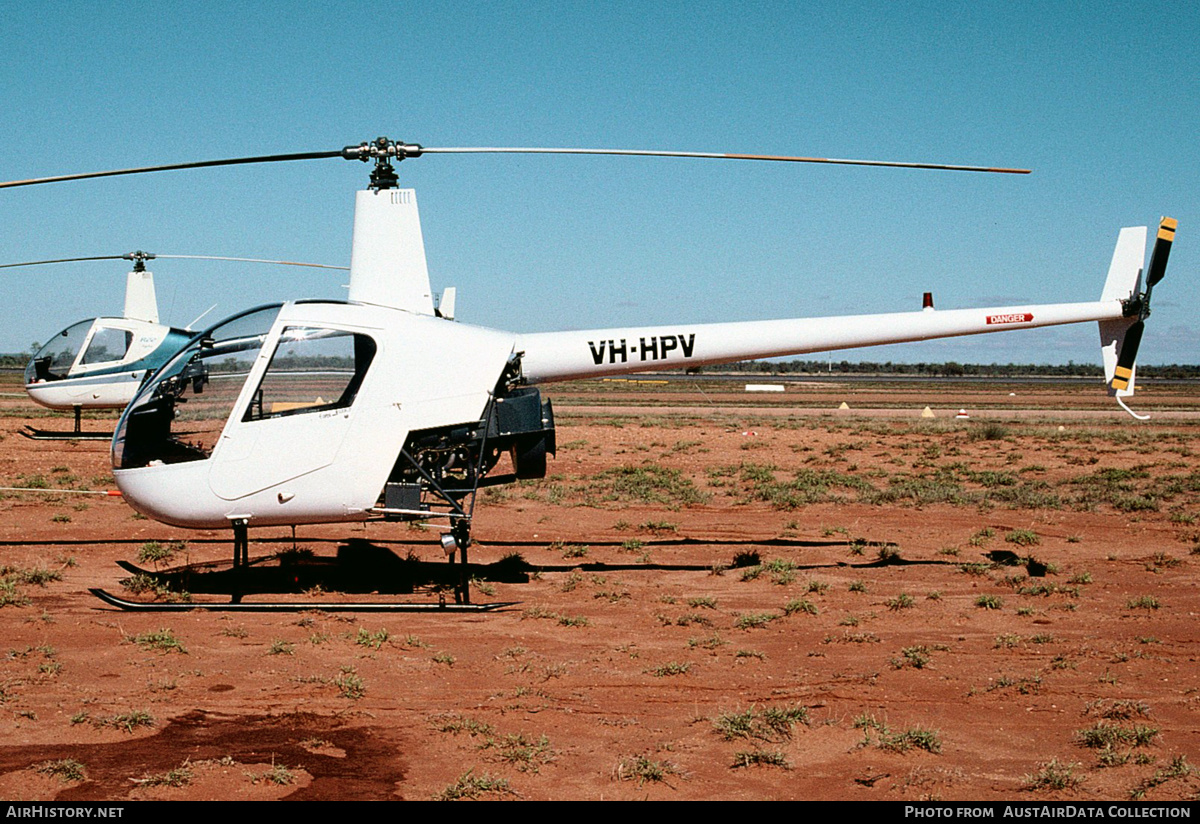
[120,539,532,598]
[114,535,980,600]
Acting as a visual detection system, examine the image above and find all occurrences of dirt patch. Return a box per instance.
[0,711,402,800]
[0,384,1198,801]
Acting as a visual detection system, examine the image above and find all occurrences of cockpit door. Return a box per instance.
[208,327,377,501]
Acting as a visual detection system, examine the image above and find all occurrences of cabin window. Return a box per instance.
[243,327,377,422]
[80,327,134,365]
[112,304,282,469]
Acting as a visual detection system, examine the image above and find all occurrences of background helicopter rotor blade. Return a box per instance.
[0,254,348,271]
[0,139,1030,189]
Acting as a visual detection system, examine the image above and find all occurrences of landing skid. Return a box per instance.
[21,405,112,441]
[106,526,523,611]
[21,426,112,441]
[90,588,514,612]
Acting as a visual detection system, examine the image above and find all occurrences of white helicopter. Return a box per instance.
[5,251,349,439]
[2,138,1175,608]
[7,252,191,438]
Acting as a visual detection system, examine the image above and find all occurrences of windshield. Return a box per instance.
[113,305,282,469]
[25,320,93,383]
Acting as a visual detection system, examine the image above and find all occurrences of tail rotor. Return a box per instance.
[1101,217,1176,418]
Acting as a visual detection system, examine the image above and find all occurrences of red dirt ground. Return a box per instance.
[0,380,1198,801]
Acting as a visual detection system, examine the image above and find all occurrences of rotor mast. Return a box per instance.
[343,139,435,314]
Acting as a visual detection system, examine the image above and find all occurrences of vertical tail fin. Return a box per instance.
[123,268,159,324]
[1098,218,1176,415]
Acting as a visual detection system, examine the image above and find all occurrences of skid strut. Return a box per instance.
[230,518,249,603]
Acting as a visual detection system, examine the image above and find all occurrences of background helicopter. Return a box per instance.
[2,138,1176,608]
[3,251,349,438]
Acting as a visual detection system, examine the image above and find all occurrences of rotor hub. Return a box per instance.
[122,250,156,272]
[341,137,424,190]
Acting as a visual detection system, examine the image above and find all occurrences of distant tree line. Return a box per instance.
[0,354,31,369]
[698,360,1200,379]
[1,350,1195,379]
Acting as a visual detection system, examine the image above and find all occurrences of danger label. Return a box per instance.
[986,313,1033,325]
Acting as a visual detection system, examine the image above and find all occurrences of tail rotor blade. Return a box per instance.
[1145,217,1177,288]
[1110,320,1144,392]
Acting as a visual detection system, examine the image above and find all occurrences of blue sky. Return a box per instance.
[2,1,1197,364]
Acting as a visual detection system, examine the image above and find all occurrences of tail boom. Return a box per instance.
[516,299,1124,384]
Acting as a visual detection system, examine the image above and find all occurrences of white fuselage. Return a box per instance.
[112,295,1127,530]
[25,317,182,410]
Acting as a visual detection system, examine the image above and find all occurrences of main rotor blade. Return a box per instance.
[0,139,1030,190]
[0,150,343,189]
[419,147,1032,174]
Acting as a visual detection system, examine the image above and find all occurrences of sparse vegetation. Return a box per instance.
[615,754,683,787]
[250,763,294,786]
[36,759,86,783]
[1024,759,1083,791]
[131,628,187,654]
[1075,722,1158,750]
[713,704,809,742]
[94,710,155,733]
[1130,755,1194,800]
[521,606,590,627]
[735,612,778,630]
[434,770,513,801]
[137,540,184,569]
[432,713,495,737]
[783,597,818,616]
[333,667,365,699]
[480,733,555,773]
[1005,529,1040,547]
[355,628,390,650]
[731,749,791,769]
[855,716,941,753]
[644,659,689,677]
[138,763,194,788]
